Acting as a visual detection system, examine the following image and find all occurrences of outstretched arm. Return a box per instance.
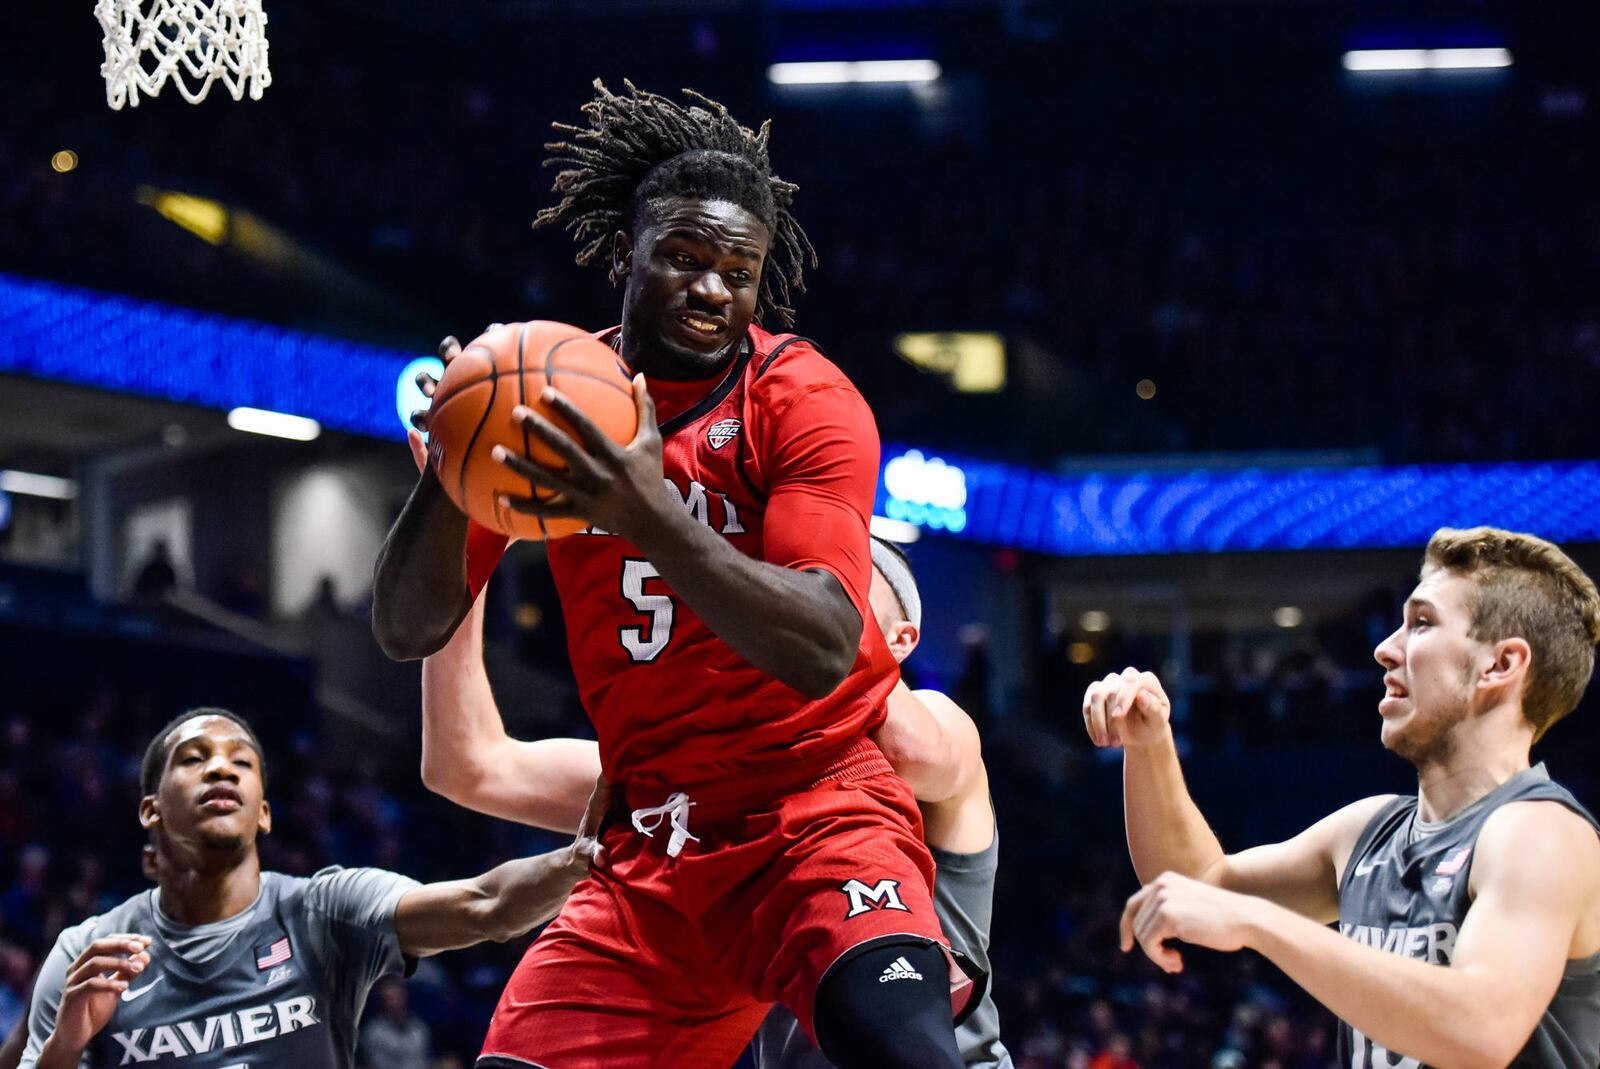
[1122,800,1600,1069]
[420,588,600,833]
[393,777,609,957]
[1086,667,1388,922]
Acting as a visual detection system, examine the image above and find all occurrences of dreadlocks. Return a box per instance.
[536,80,817,327]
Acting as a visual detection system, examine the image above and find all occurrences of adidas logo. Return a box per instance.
[878,956,923,983]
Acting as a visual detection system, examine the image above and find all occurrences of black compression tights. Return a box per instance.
[812,942,964,1069]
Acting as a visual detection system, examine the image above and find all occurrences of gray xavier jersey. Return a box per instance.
[1337,765,1600,1069]
[749,829,1013,1069]
[23,866,419,1069]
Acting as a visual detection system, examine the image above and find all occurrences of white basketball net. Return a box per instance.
[96,0,271,109]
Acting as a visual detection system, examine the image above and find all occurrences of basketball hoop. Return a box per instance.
[95,0,271,109]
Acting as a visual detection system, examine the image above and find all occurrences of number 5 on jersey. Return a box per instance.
[620,559,675,662]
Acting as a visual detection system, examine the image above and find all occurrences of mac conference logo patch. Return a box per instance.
[707,419,741,450]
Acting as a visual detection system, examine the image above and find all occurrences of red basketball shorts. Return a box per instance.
[477,737,979,1069]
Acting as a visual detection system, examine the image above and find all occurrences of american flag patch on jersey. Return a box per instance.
[1434,846,1473,876]
[255,936,292,970]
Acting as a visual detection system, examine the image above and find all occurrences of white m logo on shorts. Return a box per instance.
[839,878,911,919]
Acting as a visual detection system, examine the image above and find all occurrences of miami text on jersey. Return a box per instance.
[585,478,746,538]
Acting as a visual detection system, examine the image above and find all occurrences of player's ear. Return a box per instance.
[1480,636,1532,697]
[609,231,633,287]
[138,794,159,831]
[885,620,919,664]
[258,797,272,837]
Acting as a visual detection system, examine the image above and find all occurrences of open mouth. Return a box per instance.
[1378,677,1409,714]
[199,787,243,812]
[671,311,727,342]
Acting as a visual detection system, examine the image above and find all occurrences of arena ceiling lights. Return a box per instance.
[0,470,77,500]
[1341,48,1512,73]
[895,333,1006,394]
[766,60,941,86]
[227,407,321,442]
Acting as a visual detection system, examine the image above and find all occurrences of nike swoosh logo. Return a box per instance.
[120,976,163,1003]
[1353,855,1389,878]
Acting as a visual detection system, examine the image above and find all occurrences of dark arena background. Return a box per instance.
[2,1,1600,1066]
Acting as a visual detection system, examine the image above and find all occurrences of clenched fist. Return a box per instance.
[1081,667,1173,749]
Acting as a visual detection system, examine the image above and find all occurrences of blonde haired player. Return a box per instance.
[1083,527,1600,1069]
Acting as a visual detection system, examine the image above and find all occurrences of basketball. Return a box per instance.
[426,321,637,541]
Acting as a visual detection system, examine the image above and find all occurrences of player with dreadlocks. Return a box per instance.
[372,82,980,1069]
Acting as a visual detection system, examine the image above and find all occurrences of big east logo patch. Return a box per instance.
[706,419,741,450]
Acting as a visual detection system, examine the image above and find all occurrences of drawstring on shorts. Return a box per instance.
[630,792,701,858]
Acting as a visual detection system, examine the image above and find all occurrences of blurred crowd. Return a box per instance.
[2,559,1598,1066]
[4,10,1599,466]
[992,853,1341,1069]
[0,671,1357,1069]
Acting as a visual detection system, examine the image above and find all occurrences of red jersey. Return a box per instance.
[469,325,898,791]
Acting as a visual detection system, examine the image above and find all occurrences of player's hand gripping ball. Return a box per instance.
[425,322,638,541]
